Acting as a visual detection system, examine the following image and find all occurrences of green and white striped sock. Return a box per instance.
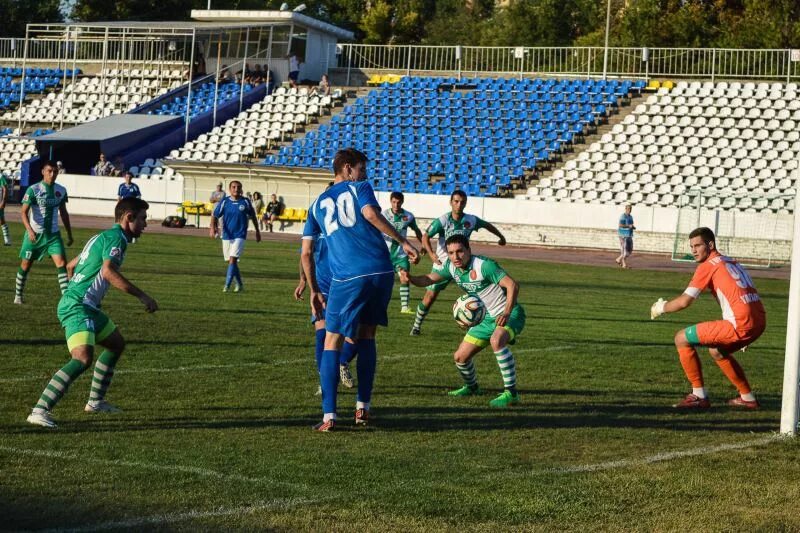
[1,223,9,244]
[89,350,120,402]
[57,266,69,294]
[35,359,87,411]
[455,360,478,388]
[413,303,428,329]
[399,285,410,308]
[15,267,27,299]
[494,347,517,392]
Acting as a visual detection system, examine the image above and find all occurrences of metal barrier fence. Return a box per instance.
[334,44,800,82]
[0,37,191,65]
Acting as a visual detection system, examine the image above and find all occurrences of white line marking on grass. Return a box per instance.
[35,498,317,532]
[545,434,784,474]
[0,446,308,491]
[0,345,575,383]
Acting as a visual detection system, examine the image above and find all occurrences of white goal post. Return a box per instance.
[781,185,800,435]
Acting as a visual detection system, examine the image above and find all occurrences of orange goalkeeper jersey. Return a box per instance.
[683,251,766,332]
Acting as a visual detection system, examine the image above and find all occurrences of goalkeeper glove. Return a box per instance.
[650,298,667,320]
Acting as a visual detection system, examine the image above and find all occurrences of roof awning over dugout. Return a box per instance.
[35,114,182,173]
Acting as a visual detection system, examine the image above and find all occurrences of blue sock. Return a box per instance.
[355,339,377,405]
[314,328,326,372]
[225,263,235,287]
[340,341,358,366]
[233,262,242,286]
[320,349,339,415]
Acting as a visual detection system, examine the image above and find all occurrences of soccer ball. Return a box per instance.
[452,294,486,329]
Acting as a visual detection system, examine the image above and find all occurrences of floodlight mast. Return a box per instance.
[780,182,800,436]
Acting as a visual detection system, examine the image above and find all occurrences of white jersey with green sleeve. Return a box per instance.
[63,224,128,310]
[22,181,68,234]
[427,213,488,263]
[440,255,512,318]
[382,208,419,260]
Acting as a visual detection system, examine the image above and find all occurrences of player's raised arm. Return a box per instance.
[101,260,158,312]
[481,220,506,246]
[399,268,443,288]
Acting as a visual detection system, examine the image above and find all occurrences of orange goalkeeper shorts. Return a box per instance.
[685,318,765,354]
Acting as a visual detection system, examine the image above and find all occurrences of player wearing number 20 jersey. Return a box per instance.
[650,227,765,410]
[301,148,417,431]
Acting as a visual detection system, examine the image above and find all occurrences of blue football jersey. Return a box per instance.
[213,196,255,240]
[303,180,393,281]
[314,234,331,295]
[118,182,141,199]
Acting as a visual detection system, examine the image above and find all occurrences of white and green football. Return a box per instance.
[452,294,486,329]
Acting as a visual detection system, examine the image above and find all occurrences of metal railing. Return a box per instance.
[0,37,192,66]
[334,44,800,82]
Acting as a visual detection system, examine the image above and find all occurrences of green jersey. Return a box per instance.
[63,224,128,311]
[22,181,68,234]
[440,255,515,318]
[382,207,419,260]
[427,213,488,263]
[0,175,8,204]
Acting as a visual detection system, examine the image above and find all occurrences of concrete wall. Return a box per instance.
[55,174,794,262]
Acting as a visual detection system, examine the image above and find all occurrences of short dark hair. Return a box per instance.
[115,197,149,221]
[123,171,134,178]
[689,227,716,244]
[445,234,470,249]
[42,160,56,169]
[229,180,242,189]
[390,191,404,202]
[333,148,368,175]
[451,189,467,201]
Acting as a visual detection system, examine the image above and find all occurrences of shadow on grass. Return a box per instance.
[2,392,780,435]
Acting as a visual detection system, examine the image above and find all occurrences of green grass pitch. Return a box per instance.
[1,223,799,530]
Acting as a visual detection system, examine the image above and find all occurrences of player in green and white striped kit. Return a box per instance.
[26,197,158,428]
[400,234,524,408]
[411,189,506,335]
[0,172,11,246]
[382,191,424,313]
[15,161,74,304]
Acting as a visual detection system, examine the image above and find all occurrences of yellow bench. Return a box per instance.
[278,207,308,222]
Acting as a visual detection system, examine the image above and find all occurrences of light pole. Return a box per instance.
[602,0,612,80]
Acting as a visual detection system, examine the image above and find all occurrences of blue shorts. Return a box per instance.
[325,272,394,338]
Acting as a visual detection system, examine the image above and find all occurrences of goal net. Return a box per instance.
[671,190,795,268]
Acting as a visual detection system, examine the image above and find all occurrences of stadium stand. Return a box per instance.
[0,67,73,111]
[2,68,182,125]
[164,86,335,165]
[262,76,645,197]
[148,81,255,119]
[0,130,53,177]
[526,81,800,213]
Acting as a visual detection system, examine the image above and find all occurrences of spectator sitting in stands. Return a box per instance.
[93,152,114,176]
[210,183,225,204]
[56,161,66,174]
[112,156,126,177]
[250,64,263,84]
[311,74,331,97]
[264,193,283,232]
